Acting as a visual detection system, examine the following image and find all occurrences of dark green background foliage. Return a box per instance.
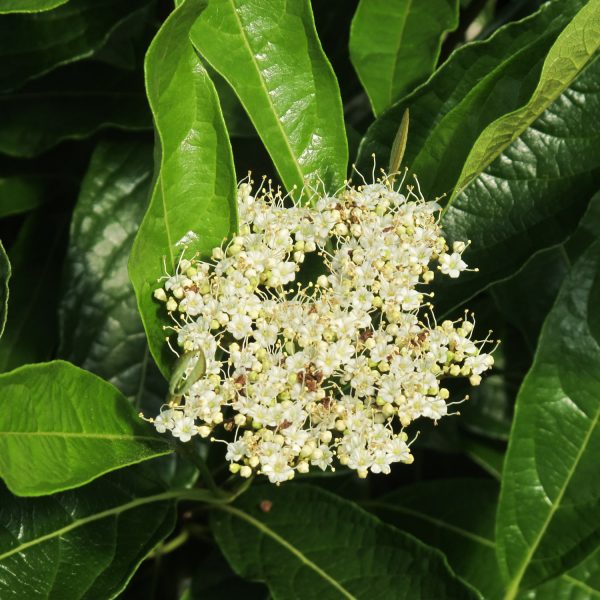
[0,0,599,598]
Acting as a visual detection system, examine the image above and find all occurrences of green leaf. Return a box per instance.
[0,211,67,373]
[0,0,149,92]
[366,479,504,600]
[211,483,479,599]
[0,361,171,496]
[0,62,151,158]
[452,0,600,198]
[0,241,9,338]
[497,240,600,595]
[0,462,176,599]
[357,0,587,198]
[0,177,45,217]
[129,0,237,379]
[349,0,459,116]
[190,0,348,193]
[0,0,69,14]
[518,548,600,599]
[437,52,600,314]
[59,140,165,410]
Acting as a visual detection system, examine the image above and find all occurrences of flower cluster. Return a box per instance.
[147,173,494,483]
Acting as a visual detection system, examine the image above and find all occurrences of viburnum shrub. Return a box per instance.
[0,0,599,598]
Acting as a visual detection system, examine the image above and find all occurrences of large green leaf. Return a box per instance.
[0,0,148,92]
[211,483,479,599]
[0,0,69,14]
[0,63,151,158]
[190,0,348,193]
[0,177,45,217]
[357,0,586,198]
[0,462,176,599]
[437,52,600,314]
[518,548,600,599]
[0,361,171,496]
[59,140,165,410]
[366,479,504,600]
[452,0,600,198]
[366,479,600,600]
[497,240,600,596]
[0,212,67,373]
[349,0,459,116]
[0,241,9,338]
[129,0,237,379]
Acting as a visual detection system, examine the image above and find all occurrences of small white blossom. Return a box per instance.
[439,252,467,278]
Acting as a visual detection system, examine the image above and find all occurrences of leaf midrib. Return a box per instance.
[0,431,166,442]
[0,488,216,562]
[220,0,305,190]
[217,504,357,599]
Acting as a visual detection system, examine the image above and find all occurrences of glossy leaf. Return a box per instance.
[436,52,600,314]
[0,0,69,14]
[429,0,600,310]
[0,212,67,373]
[452,0,600,198]
[190,0,348,193]
[0,241,9,338]
[497,240,600,595]
[366,479,504,599]
[358,0,587,194]
[211,483,479,599]
[0,63,151,158]
[0,177,45,217]
[0,463,176,599]
[349,0,458,116]
[0,0,150,92]
[518,548,600,599]
[59,140,165,410]
[0,361,171,496]
[129,0,238,379]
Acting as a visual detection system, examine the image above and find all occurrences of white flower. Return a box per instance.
[172,415,197,442]
[227,313,253,339]
[439,252,467,278]
[261,454,295,484]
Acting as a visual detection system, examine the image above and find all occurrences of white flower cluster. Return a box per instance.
[148,174,494,483]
